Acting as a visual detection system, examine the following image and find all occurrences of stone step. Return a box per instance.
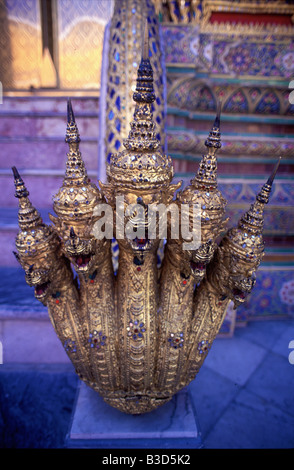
[1,96,99,113]
[167,108,294,135]
[0,139,98,171]
[0,97,99,142]
[0,318,71,364]
[0,96,100,212]
[0,113,98,139]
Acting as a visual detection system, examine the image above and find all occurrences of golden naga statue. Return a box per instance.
[12,27,280,415]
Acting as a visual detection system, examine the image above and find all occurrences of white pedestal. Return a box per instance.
[66,382,202,449]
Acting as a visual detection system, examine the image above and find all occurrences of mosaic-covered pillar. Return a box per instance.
[99,0,167,181]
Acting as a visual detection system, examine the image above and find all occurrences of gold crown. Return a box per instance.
[222,158,281,262]
[178,103,228,242]
[12,167,59,256]
[106,26,173,191]
[52,99,102,222]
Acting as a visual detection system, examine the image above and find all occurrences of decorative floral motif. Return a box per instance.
[224,45,254,74]
[64,338,77,353]
[127,319,146,340]
[256,91,280,114]
[281,52,294,72]
[163,25,294,79]
[234,270,294,325]
[168,332,184,349]
[280,280,294,306]
[197,339,211,355]
[223,90,248,113]
[88,330,107,349]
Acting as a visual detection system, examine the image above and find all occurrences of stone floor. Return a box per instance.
[190,318,294,449]
[0,317,294,449]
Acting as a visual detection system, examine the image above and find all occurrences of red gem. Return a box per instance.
[134,329,138,333]
[90,279,94,284]
[56,299,60,304]
[94,339,97,343]
[137,267,141,272]
[176,339,179,342]
[183,280,187,285]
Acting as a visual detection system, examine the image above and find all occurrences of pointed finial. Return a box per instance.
[12,166,20,179]
[267,156,281,187]
[191,104,222,190]
[63,100,87,184]
[65,98,80,144]
[214,99,222,130]
[238,158,281,234]
[256,157,281,205]
[142,20,149,60]
[12,166,29,199]
[12,167,43,230]
[132,22,155,105]
[205,100,222,150]
[67,98,75,124]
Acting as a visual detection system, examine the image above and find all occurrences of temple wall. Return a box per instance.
[157,5,294,330]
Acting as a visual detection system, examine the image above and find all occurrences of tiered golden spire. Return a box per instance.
[63,99,88,185]
[52,99,101,222]
[106,22,173,190]
[222,158,281,263]
[192,100,222,191]
[12,167,58,256]
[238,157,281,236]
[178,103,228,244]
[12,166,43,231]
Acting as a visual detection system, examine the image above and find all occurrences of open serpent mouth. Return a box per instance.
[132,236,151,250]
[130,233,152,251]
[35,281,50,299]
[128,221,152,251]
[232,275,256,303]
[232,288,247,300]
[190,260,206,273]
[73,253,92,268]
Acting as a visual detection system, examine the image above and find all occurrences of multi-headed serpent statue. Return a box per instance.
[12,28,280,415]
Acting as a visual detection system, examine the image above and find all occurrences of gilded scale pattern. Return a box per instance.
[12,23,280,414]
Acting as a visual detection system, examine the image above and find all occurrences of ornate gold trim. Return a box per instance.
[199,20,294,36]
[202,0,294,26]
